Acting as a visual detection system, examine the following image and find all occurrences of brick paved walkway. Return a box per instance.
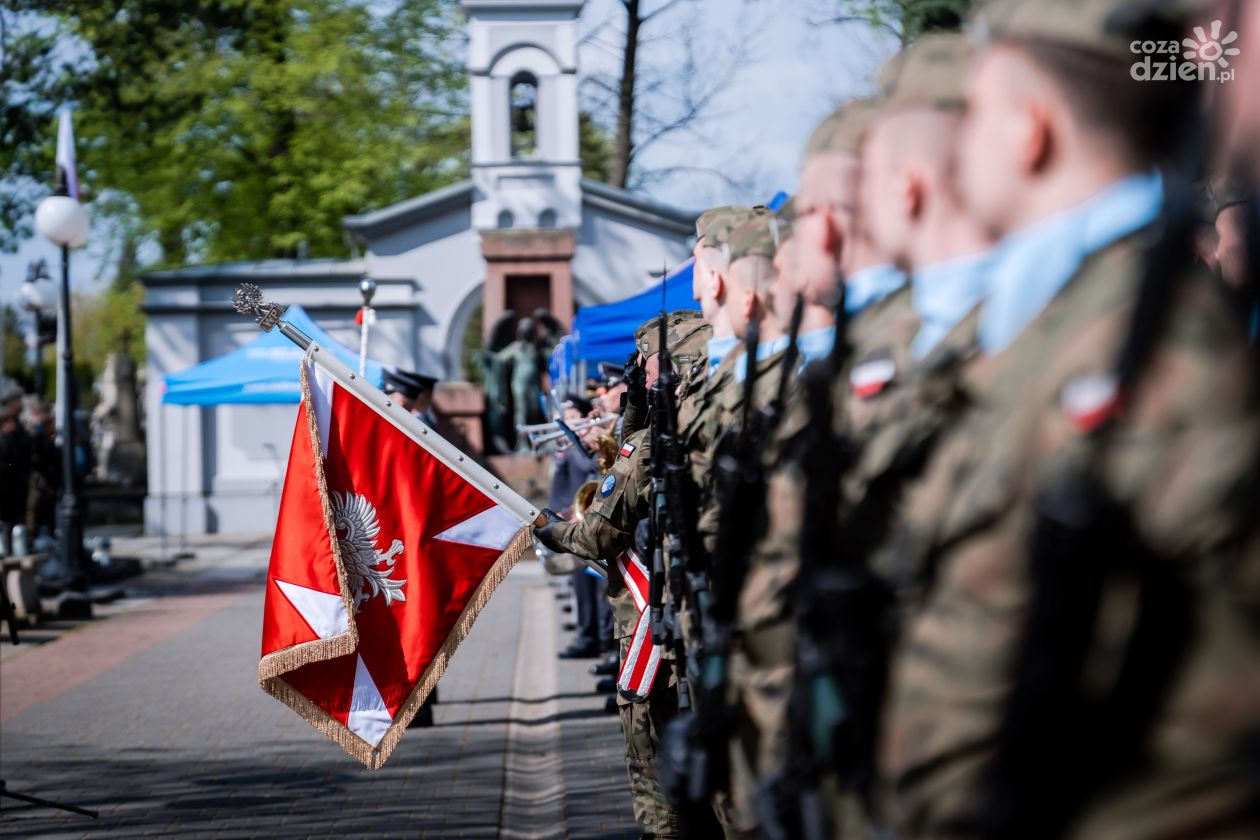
[0,545,635,839]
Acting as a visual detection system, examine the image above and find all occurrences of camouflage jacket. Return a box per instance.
[733,292,924,635]
[547,426,651,604]
[680,348,740,499]
[697,348,789,556]
[881,232,1260,838]
[849,306,981,590]
[845,285,922,435]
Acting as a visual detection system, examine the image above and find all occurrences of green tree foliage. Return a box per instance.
[2,306,29,381]
[827,0,973,44]
[72,283,145,379]
[2,0,470,264]
[579,111,614,183]
[0,11,65,252]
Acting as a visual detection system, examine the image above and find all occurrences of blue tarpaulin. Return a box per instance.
[162,305,384,405]
[573,259,699,365]
[572,191,789,365]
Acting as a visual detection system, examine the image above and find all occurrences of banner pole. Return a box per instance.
[233,284,545,528]
[357,306,370,377]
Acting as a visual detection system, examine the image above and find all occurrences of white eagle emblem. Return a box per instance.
[329,491,407,613]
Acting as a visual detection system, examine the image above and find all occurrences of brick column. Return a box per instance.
[480,229,576,338]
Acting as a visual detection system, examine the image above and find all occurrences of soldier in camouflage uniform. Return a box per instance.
[840,35,997,589]
[535,312,717,839]
[878,1,1260,836]
[683,205,774,558]
[695,213,793,570]
[842,37,992,438]
[719,98,903,837]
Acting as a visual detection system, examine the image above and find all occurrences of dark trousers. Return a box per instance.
[571,568,600,649]
[597,577,614,650]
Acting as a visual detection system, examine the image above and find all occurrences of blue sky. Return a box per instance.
[0,1,895,307]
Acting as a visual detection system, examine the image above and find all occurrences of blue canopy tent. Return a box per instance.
[572,191,789,366]
[155,305,386,552]
[162,304,384,405]
[572,259,699,365]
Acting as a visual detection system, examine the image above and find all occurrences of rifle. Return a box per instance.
[762,277,892,840]
[656,309,761,810]
[648,303,686,655]
[660,294,807,809]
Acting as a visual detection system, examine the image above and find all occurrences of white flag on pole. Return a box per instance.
[55,108,79,200]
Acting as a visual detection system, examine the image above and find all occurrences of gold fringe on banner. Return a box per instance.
[257,362,359,682]
[258,359,534,769]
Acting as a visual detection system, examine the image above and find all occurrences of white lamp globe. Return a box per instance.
[34,195,90,249]
[18,275,58,312]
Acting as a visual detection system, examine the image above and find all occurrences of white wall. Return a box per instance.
[143,274,429,535]
[571,202,693,306]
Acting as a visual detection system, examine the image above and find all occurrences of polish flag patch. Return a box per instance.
[850,357,897,399]
[619,442,637,459]
[1061,373,1123,433]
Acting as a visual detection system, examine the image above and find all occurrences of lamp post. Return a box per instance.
[33,186,90,587]
[18,259,57,399]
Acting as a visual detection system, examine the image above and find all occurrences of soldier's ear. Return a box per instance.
[823,209,841,258]
[1021,102,1052,174]
[905,170,925,222]
[710,269,725,303]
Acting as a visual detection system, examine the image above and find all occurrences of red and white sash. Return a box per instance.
[616,548,663,702]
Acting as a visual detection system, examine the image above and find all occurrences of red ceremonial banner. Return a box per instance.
[259,362,532,768]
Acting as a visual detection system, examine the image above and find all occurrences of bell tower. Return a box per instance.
[462,0,584,331]
[463,0,584,232]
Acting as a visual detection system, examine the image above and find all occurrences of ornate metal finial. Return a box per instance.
[232,283,287,332]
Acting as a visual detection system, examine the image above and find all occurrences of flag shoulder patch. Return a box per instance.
[618,442,637,459]
[850,355,897,399]
[1061,373,1122,434]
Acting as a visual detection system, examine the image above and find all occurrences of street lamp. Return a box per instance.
[34,186,90,588]
[18,259,58,398]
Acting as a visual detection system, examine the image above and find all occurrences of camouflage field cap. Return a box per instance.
[670,316,713,371]
[725,213,788,264]
[803,98,883,158]
[776,195,798,224]
[877,33,972,112]
[696,204,771,247]
[774,196,797,243]
[634,314,664,349]
[636,310,710,360]
[972,0,1211,61]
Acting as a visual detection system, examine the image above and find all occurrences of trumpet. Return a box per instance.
[518,415,617,453]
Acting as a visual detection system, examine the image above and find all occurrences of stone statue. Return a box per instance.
[91,353,146,485]
[482,310,557,453]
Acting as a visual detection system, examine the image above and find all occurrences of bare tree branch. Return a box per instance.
[631,164,757,197]
[640,0,686,24]
[578,0,771,193]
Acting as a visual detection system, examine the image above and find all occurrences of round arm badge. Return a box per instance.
[600,474,617,497]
